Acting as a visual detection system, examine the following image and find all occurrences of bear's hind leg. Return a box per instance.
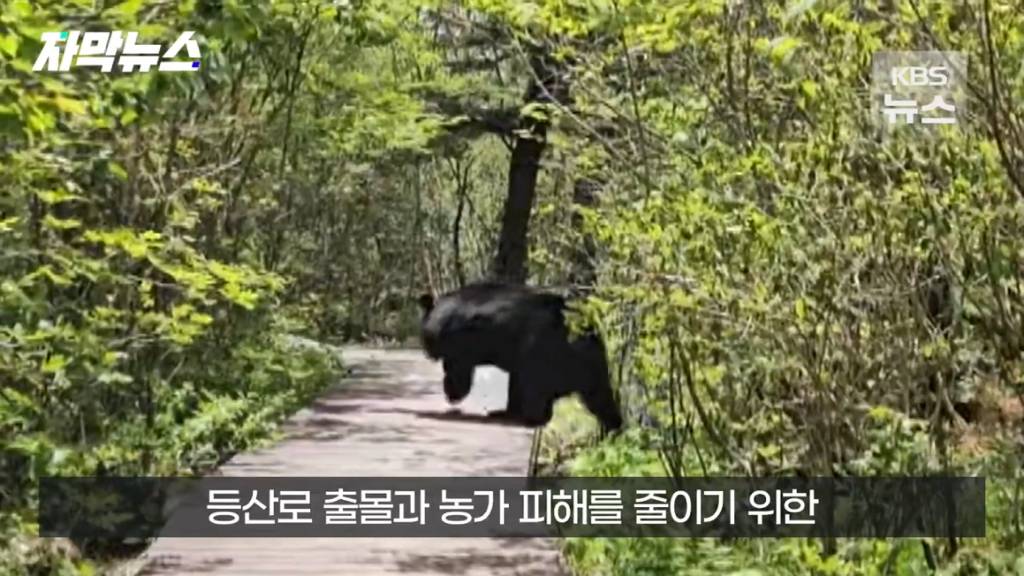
[520,394,554,427]
[517,359,555,427]
[580,383,622,432]
[574,335,623,432]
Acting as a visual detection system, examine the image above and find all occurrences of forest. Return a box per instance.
[2,0,1024,574]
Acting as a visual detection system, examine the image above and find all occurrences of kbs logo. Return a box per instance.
[32,31,201,73]
[871,51,967,131]
[890,66,951,87]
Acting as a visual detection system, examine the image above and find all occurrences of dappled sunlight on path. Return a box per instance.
[139,348,567,575]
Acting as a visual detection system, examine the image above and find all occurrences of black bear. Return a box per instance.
[418,281,622,431]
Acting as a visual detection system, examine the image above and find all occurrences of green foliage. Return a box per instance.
[507,0,1024,573]
[562,432,1024,575]
[2,0,516,566]
[0,0,357,570]
[4,0,1024,574]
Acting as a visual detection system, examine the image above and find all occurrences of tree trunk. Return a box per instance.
[568,176,600,297]
[492,118,546,283]
[492,54,565,284]
[451,156,470,288]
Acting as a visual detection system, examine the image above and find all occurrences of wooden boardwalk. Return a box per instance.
[138,348,568,576]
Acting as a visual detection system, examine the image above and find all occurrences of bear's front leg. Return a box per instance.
[442,359,474,404]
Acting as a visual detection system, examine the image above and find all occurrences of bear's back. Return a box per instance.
[421,281,567,358]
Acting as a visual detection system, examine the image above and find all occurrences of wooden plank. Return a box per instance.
[138,348,568,576]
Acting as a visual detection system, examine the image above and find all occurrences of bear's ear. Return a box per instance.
[417,293,435,313]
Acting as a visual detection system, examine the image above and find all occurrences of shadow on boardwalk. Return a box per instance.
[138,347,568,576]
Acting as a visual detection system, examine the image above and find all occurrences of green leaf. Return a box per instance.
[42,214,82,230]
[53,95,87,115]
[26,108,56,133]
[36,188,84,204]
[42,354,68,373]
[190,312,214,326]
[6,0,31,19]
[221,284,259,310]
[27,265,73,286]
[108,162,128,181]
[653,37,678,54]
[101,351,125,366]
[104,0,145,18]
[868,405,894,420]
[97,371,133,384]
[0,387,35,413]
[800,79,819,100]
[520,102,551,122]
[769,36,804,64]
[0,33,19,57]
[0,216,19,232]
